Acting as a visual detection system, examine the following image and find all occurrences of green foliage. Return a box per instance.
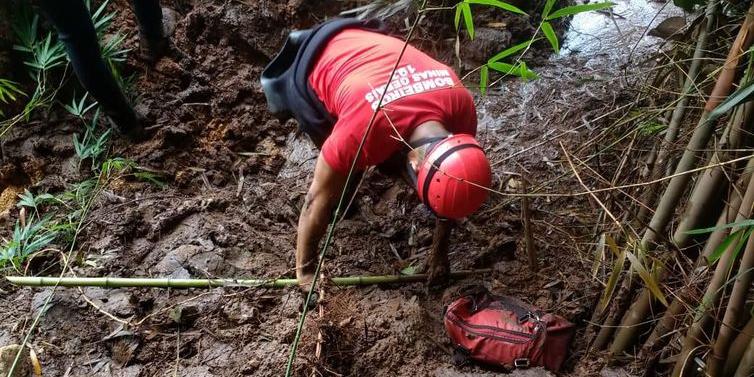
[63,92,98,118]
[707,228,753,266]
[541,22,559,53]
[18,33,67,72]
[637,120,667,136]
[707,78,754,123]
[0,216,58,270]
[464,0,614,93]
[16,189,58,213]
[73,110,111,168]
[0,79,26,117]
[455,0,526,40]
[545,2,614,19]
[479,65,489,95]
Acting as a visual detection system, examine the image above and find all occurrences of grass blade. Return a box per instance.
[546,2,614,20]
[466,0,527,15]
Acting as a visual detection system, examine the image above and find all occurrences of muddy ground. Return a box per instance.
[0,0,674,376]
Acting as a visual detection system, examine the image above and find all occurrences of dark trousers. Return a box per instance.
[35,0,163,133]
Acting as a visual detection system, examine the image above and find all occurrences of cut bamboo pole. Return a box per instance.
[5,270,492,289]
[708,233,754,375]
[725,315,754,377]
[672,172,754,377]
[643,0,754,251]
[636,2,717,225]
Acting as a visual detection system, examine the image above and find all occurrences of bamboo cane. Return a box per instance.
[734,336,754,377]
[708,234,754,375]
[643,0,754,251]
[725,315,754,377]
[673,62,754,249]
[5,270,492,289]
[672,173,754,376]
[610,157,752,358]
[609,5,754,360]
[639,182,746,361]
[636,1,717,225]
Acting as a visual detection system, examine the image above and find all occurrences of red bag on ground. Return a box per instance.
[443,288,576,372]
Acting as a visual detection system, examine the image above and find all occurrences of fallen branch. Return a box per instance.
[5,270,492,289]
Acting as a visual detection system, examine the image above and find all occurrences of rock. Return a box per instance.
[102,290,136,317]
[648,16,687,40]
[0,344,31,377]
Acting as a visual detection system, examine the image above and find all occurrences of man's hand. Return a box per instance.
[427,218,454,286]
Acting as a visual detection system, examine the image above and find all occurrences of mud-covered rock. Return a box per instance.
[0,344,31,377]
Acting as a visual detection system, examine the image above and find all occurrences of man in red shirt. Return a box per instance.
[262,19,492,288]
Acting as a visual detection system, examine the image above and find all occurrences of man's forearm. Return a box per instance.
[296,199,332,280]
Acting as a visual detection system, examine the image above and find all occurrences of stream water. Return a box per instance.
[476,0,685,167]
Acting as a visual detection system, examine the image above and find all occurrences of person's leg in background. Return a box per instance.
[35,0,142,138]
[130,0,171,62]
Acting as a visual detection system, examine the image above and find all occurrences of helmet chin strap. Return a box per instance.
[404,135,449,187]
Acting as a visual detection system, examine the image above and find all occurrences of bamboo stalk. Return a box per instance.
[5,270,492,289]
[673,58,754,248]
[643,0,754,251]
[708,231,754,375]
[639,184,746,361]
[672,172,754,377]
[725,315,754,377]
[636,2,717,225]
[734,336,754,377]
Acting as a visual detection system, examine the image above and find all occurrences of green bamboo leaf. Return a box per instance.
[598,235,625,313]
[546,2,614,20]
[708,230,742,265]
[686,219,754,235]
[542,0,557,18]
[480,65,489,96]
[707,79,754,123]
[708,228,754,265]
[487,38,538,63]
[626,249,668,307]
[488,61,538,80]
[462,3,474,40]
[466,0,527,15]
[541,21,559,54]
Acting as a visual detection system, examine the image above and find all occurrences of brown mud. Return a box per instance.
[0,0,678,376]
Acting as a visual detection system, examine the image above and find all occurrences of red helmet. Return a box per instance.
[416,134,492,219]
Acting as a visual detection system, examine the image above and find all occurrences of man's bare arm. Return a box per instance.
[296,154,348,287]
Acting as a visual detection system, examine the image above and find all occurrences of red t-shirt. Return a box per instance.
[308,29,477,174]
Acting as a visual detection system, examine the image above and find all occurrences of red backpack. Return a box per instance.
[443,289,576,372]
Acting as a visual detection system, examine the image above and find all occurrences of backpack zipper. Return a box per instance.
[446,313,535,344]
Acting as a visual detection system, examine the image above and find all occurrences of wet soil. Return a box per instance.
[0,0,679,376]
